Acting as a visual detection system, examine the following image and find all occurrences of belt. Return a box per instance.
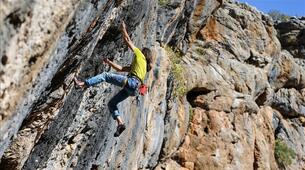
[123,74,141,87]
[127,74,142,84]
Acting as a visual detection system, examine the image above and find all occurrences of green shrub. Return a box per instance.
[195,48,205,55]
[274,139,296,168]
[159,0,169,6]
[165,46,186,98]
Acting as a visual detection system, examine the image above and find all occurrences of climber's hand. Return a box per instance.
[120,20,135,50]
[103,58,110,64]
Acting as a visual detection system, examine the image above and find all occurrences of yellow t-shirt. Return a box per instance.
[129,47,147,82]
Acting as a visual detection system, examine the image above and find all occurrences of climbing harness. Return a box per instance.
[123,75,148,96]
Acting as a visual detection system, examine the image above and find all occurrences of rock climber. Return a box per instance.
[74,21,153,137]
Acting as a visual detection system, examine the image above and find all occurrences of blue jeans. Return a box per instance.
[85,72,140,119]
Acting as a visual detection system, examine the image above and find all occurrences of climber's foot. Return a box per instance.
[74,77,86,89]
[114,124,126,137]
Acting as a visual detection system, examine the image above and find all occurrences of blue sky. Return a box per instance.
[238,0,305,16]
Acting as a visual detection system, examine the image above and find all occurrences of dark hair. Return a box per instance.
[142,47,153,72]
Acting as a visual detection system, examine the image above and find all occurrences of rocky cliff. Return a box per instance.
[0,0,305,169]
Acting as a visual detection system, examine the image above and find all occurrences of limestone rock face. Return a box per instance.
[275,18,305,59]
[0,0,305,170]
[268,50,305,91]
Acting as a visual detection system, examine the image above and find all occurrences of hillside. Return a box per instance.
[0,0,305,169]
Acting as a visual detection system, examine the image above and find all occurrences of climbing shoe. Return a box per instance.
[114,124,126,137]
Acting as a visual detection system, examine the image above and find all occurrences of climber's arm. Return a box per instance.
[103,58,130,72]
[121,21,136,50]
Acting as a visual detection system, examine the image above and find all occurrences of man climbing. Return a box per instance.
[74,21,153,137]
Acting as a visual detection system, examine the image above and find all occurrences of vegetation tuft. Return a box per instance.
[165,46,186,98]
[195,48,205,55]
[268,10,290,22]
[274,139,296,168]
[158,0,169,6]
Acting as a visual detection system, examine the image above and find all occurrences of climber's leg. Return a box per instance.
[108,89,129,137]
[85,72,127,87]
[108,88,129,121]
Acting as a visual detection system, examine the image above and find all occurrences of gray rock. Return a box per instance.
[1,0,305,169]
[275,18,305,59]
[270,88,305,117]
[268,50,305,90]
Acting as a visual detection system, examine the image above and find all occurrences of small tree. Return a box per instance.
[268,10,290,22]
